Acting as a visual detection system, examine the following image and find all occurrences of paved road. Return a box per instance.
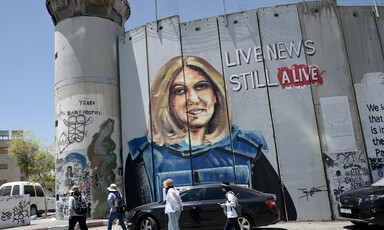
[89,221,382,230]
[9,215,383,230]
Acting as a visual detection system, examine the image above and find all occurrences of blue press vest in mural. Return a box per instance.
[128,125,268,201]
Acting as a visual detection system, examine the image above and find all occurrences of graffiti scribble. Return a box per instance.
[58,132,69,154]
[1,211,12,221]
[56,156,93,219]
[298,185,328,201]
[336,151,366,165]
[12,200,29,224]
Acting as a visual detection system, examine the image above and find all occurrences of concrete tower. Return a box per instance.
[46,0,130,219]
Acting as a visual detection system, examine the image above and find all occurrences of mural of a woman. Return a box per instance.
[125,56,297,220]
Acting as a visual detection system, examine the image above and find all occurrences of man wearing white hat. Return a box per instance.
[107,183,127,230]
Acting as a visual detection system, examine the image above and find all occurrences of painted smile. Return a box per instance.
[188,108,205,115]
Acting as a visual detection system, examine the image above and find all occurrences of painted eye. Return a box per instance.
[172,86,187,95]
[195,81,211,90]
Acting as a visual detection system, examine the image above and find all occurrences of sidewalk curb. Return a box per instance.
[86,220,108,228]
[31,220,108,230]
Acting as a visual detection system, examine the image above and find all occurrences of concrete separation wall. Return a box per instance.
[119,0,384,221]
[0,195,30,229]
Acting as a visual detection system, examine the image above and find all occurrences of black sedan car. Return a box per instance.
[338,177,384,226]
[127,184,280,230]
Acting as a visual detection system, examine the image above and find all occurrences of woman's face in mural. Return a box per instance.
[170,67,216,130]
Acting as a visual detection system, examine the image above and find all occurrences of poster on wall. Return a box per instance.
[320,96,357,153]
[55,94,121,218]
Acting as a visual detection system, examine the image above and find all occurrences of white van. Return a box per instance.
[0,181,56,216]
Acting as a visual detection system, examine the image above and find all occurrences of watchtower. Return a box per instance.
[46,0,130,219]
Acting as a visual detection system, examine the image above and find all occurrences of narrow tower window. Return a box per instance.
[85,5,107,17]
[110,9,122,25]
[57,7,72,22]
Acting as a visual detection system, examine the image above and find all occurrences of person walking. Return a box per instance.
[107,183,127,230]
[220,181,241,230]
[68,185,88,230]
[163,179,183,230]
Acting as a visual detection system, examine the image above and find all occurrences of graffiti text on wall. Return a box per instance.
[0,200,29,224]
[323,151,370,209]
[57,99,104,154]
[225,39,323,90]
[229,69,278,91]
[278,64,325,89]
[0,197,30,228]
[366,103,384,178]
[11,200,29,225]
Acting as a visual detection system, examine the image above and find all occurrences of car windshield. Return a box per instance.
[0,186,11,196]
[372,177,384,186]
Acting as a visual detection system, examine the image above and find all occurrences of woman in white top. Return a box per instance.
[163,179,183,230]
[220,181,240,230]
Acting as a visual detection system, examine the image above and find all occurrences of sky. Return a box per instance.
[0,2,55,145]
[0,0,380,147]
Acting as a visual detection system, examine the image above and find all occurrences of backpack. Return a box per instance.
[74,196,88,215]
[114,192,126,213]
[226,191,242,217]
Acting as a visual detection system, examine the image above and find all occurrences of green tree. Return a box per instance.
[8,130,55,217]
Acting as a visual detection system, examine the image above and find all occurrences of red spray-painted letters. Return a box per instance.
[277,64,325,89]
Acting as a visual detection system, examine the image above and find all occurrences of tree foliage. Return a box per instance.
[8,130,55,189]
[8,130,55,217]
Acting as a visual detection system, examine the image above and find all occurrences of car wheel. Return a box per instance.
[139,216,157,230]
[238,216,253,230]
[30,205,38,216]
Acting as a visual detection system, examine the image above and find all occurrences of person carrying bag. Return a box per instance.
[107,184,127,230]
[220,181,241,230]
[68,185,88,230]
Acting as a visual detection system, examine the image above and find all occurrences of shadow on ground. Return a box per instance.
[257,228,287,230]
[343,223,383,230]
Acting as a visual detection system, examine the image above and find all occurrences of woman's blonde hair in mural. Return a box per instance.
[148,56,232,146]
